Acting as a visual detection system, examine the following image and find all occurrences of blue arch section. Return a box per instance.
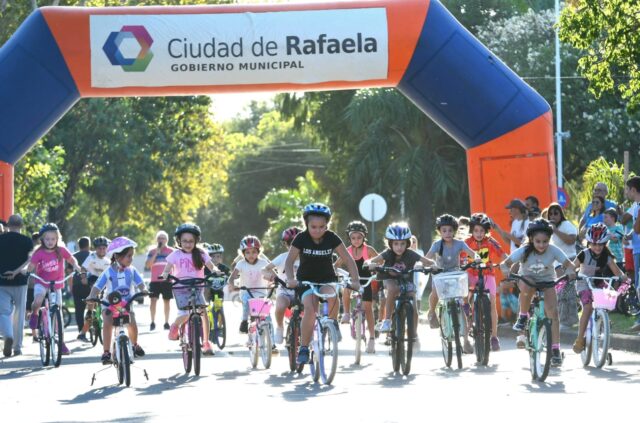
[0,9,79,164]
[398,0,550,149]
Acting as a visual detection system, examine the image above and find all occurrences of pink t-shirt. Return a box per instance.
[166,249,211,279]
[147,246,175,282]
[30,247,72,288]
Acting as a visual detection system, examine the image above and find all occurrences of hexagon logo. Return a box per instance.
[103,25,154,72]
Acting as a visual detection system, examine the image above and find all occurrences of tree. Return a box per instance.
[559,0,640,111]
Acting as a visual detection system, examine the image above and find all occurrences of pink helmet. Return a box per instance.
[239,235,261,252]
[107,236,138,258]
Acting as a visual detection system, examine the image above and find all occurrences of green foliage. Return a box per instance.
[258,170,327,253]
[577,157,633,211]
[559,0,640,111]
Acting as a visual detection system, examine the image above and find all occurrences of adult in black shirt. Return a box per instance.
[69,237,91,341]
[0,215,34,357]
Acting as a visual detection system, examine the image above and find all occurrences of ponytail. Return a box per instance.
[192,247,204,270]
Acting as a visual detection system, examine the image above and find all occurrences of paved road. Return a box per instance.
[1,300,639,422]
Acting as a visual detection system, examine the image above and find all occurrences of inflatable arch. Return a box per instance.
[0,0,557,229]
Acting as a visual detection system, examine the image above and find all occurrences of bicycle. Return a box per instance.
[166,273,218,376]
[349,275,374,365]
[432,269,468,369]
[29,272,77,368]
[300,280,348,385]
[508,273,567,381]
[87,298,103,347]
[240,285,277,369]
[86,291,149,387]
[206,276,228,350]
[273,278,304,373]
[374,266,431,375]
[465,262,500,366]
[62,288,73,328]
[578,275,620,368]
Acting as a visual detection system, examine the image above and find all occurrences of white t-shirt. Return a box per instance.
[82,252,111,278]
[271,252,299,297]
[235,258,270,290]
[510,218,530,253]
[551,220,578,259]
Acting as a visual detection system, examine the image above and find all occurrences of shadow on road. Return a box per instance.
[521,380,566,393]
[585,366,639,383]
[264,371,302,388]
[213,369,251,380]
[338,362,373,374]
[377,372,417,387]
[280,381,342,402]
[0,364,47,381]
[59,385,125,405]
[45,412,153,422]
[136,372,203,396]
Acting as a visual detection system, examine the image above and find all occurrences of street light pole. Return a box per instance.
[555,0,563,188]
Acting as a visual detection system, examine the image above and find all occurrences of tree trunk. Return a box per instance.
[47,161,85,238]
[419,187,434,251]
[30,0,37,10]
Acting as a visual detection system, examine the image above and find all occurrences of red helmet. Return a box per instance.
[239,235,261,251]
[585,223,609,244]
[281,227,302,243]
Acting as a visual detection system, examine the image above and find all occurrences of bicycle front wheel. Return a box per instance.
[592,309,610,368]
[259,322,273,369]
[354,310,363,365]
[213,309,226,350]
[451,302,463,369]
[182,324,192,374]
[191,314,202,376]
[62,306,71,328]
[532,319,552,381]
[581,319,593,367]
[439,306,452,367]
[397,301,414,375]
[319,320,339,385]
[119,337,131,387]
[51,308,64,367]
[249,326,259,369]
[474,295,492,366]
[38,310,50,366]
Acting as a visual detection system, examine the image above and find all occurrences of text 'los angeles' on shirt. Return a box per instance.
[292,229,343,283]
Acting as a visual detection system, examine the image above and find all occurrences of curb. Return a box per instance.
[418,316,640,353]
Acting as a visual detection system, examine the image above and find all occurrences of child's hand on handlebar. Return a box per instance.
[286,279,299,289]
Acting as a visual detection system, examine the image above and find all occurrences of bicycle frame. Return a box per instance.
[207,278,227,350]
[581,275,617,368]
[242,285,276,369]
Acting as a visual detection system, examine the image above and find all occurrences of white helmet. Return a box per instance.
[107,236,137,258]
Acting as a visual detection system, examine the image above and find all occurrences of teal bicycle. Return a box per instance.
[508,273,567,381]
[433,270,468,369]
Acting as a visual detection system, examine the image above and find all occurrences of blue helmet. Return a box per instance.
[303,203,332,219]
[385,222,412,241]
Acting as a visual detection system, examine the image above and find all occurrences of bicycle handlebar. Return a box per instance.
[507,273,568,290]
[28,271,85,285]
[576,274,625,291]
[301,281,342,299]
[85,291,148,309]
[163,273,224,287]
[460,262,500,271]
[372,266,439,276]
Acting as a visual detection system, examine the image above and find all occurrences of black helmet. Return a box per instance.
[469,213,492,232]
[526,218,554,238]
[93,236,110,247]
[175,223,201,238]
[39,222,59,237]
[435,214,459,231]
[346,220,368,235]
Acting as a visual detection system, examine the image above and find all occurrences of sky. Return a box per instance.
[209,92,276,122]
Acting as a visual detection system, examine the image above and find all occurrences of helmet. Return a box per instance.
[469,213,492,232]
[435,214,459,231]
[525,218,554,238]
[302,203,332,219]
[346,220,368,235]
[107,236,137,258]
[39,222,59,237]
[239,235,261,251]
[281,227,302,243]
[585,223,610,244]
[93,236,110,248]
[385,222,412,241]
[174,223,201,238]
[205,243,224,254]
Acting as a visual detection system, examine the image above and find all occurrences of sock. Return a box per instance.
[552,343,560,350]
[519,313,528,319]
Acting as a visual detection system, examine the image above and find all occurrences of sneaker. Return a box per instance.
[77,333,89,343]
[551,348,563,367]
[340,313,350,324]
[274,327,284,344]
[29,313,38,330]
[239,320,248,334]
[490,336,500,351]
[413,338,421,354]
[428,312,439,329]
[168,323,179,340]
[379,319,391,332]
[133,344,145,357]
[366,338,375,353]
[61,343,71,355]
[271,345,279,355]
[572,337,585,354]
[12,349,21,356]
[297,346,310,364]
[463,338,474,354]
[631,319,640,331]
[513,315,528,331]
[374,321,383,331]
[3,337,13,357]
[164,323,170,330]
[150,322,156,331]
[384,334,391,346]
[516,334,526,349]
[332,321,343,343]
[202,341,215,356]
[101,351,112,365]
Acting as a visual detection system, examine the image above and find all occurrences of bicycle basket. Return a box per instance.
[592,288,618,311]
[172,285,206,310]
[433,271,468,299]
[248,298,271,318]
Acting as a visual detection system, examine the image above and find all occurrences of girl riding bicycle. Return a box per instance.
[365,222,434,352]
[77,236,110,341]
[86,236,149,364]
[335,221,378,353]
[572,223,630,353]
[462,213,507,351]
[27,223,82,355]
[285,203,360,365]
[500,218,576,367]
[426,214,479,354]
[263,227,301,345]
[161,224,219,356]
[204,242,229,304]
[228,235,271,335]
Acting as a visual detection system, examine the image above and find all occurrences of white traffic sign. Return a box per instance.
[359,193,387,222]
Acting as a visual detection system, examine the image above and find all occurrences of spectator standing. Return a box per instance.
[145,231,175,331]
[68,237,91,341]
[493,199,530,253]
[0,215,34,357]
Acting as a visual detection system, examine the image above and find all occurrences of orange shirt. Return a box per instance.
[462,236,505,276]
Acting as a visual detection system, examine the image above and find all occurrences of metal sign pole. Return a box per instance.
[371,199,375,249]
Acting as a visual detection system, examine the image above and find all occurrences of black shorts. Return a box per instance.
[149,281,173,300]
[361,283,374,302]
